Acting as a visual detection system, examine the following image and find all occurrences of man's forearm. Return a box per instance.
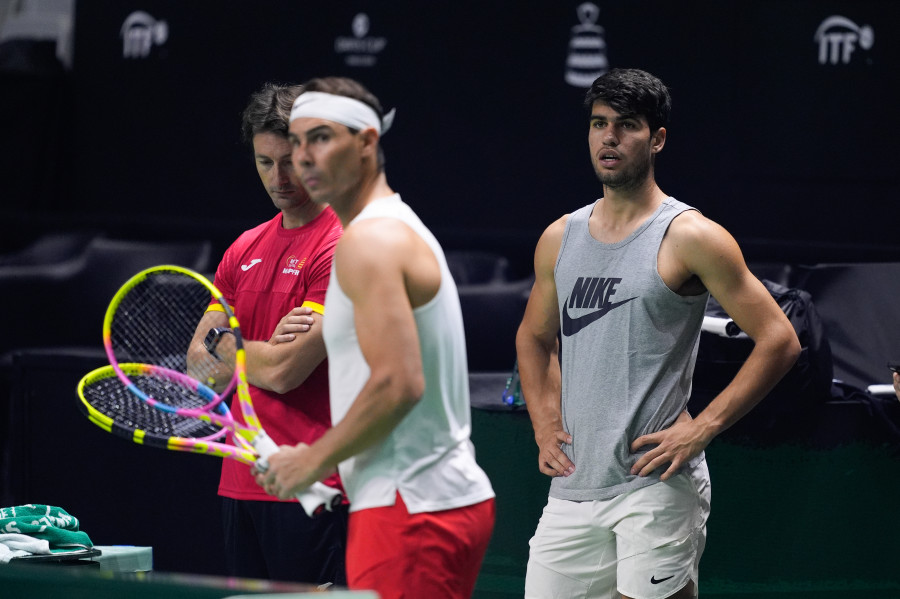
[244,338,325,394]
[306,369,421,474]
[517,337,563,443]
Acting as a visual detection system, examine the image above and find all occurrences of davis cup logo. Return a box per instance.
[564,2,608,88]
[335,12,387,67]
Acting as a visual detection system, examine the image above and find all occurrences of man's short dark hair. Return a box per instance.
[584,69,672,133]
[240,82,304,145]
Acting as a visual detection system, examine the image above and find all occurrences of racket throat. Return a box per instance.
[251,430,279,458]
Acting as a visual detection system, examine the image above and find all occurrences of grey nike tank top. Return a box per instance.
[552,196,708,501]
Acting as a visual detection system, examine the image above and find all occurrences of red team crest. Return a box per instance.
[283,255,307,275]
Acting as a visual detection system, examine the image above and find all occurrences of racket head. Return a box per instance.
[102,265,245,412]
[77,363,256,464]
[95,266,332,513]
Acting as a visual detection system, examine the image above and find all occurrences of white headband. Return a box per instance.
[290,91,395,135]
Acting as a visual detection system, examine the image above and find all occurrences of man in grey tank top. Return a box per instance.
[516,69,800,599]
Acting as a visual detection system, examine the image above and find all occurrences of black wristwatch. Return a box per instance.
[204,327,233,360]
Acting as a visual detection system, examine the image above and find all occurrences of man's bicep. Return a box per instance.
[685,220,783,339]
[520,221,564,344]
[339,235,422,376]
[520,276,560,344]
[713,273,787,341]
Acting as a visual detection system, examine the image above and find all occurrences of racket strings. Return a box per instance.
[110,272,227,385]
[84,374,226,440]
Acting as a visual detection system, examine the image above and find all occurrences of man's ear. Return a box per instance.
[651,127,666,154]
[358,127,380,158]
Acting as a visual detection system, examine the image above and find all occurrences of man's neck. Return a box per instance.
[599,175,666,217]
[334,171,395,227]
[281,201,327,229]
[591,179,668,243]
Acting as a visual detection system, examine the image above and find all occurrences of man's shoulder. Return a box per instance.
[318,209,344,243]
[547,200,598,236]
[239,214,280,240]
[667,206,725,242]
[543,212,575,239]
[342,216,417,256]
[219,216,281,263]
[665,207,746,278]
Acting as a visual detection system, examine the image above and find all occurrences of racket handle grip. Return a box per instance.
[253,431,343,518]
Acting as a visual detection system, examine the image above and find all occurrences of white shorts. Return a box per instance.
[525,460,711,599]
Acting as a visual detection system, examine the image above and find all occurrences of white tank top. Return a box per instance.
[322,194,495,513]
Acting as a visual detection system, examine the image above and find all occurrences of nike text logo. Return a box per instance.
[562,297,636,336]
[650,575,675,584]
[241,259,263,271]
[562,276,636,336]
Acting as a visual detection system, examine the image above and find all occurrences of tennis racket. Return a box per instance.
[80,264,341,517]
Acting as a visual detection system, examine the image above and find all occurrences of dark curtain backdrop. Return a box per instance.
[3,1,899,265]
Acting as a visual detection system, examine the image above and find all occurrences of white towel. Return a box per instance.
[0,533,50,563]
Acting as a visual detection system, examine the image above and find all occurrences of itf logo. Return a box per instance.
[564,2,608,88]
[335,13,387,67]
[814,16,874,65]
[120,11,168,59]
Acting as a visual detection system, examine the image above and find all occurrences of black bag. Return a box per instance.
[689,279,834,441]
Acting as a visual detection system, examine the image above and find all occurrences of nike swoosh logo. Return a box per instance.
[562,296,637,336]
[651,575,675,584]
[241,259,262,272]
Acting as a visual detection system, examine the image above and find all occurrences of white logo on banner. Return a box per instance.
[120,11,168,59]
[814,16,874,65]
[335,13,387,67]
[565,2,608,88]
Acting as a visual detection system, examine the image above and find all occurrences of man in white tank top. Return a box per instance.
[516,69,801,599]
[252,76,495,599]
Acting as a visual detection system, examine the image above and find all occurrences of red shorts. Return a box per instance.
[346,492,495,599]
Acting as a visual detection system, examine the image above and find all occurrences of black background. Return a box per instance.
[4,0,900,271]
